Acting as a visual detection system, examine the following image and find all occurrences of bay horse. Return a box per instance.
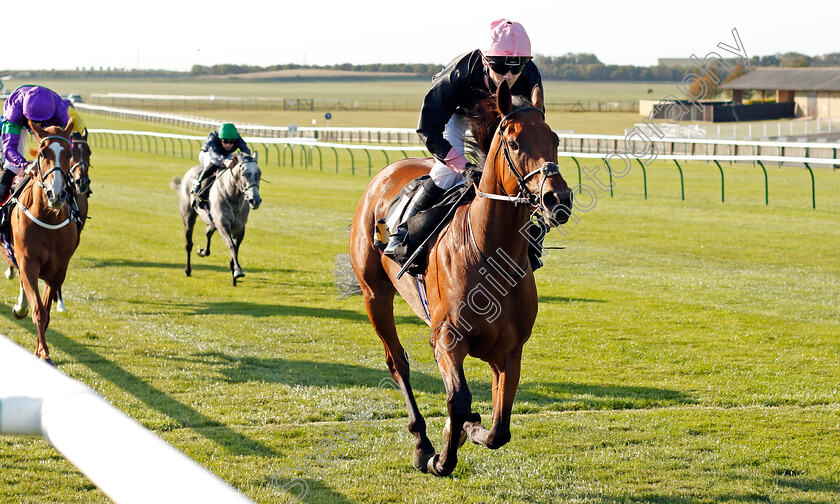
[69,130,91,234]
[53,130,92,312]
[2,118,79,365]
[171,153,262,286]
[349,82,573,476]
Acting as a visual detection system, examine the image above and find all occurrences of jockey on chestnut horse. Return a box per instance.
[350,20,574,476]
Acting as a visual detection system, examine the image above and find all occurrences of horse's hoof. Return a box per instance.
[57,299,66,313]
[43,357,56,367]
[4,267,15,280]
[233,269,245,279]
[185,269,191,277]
[198,249,209,257]
[413,448,435,473]
[12,305,27,319]
[443,418,467,448]
[426,454,453,477]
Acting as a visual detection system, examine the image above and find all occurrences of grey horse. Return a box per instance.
[171,153,262,286]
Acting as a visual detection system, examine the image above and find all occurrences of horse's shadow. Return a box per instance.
[1,312,278,458]
[538,295,606,304]
[197,351,694,409]
[184,301,419,325]
[78,257,297,276]
[260,476,356,504]
[80,257,191,270]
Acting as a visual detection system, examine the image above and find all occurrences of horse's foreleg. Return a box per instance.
[217,224,244,281]
[183,207,197,275]
[427,332,471,477]
[19,265,51,364]
[463,345,523,450]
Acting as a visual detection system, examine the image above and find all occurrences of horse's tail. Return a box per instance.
[170,176,182,192]
[333,253,362,298]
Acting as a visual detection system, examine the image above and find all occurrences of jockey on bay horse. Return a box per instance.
[384,19,549,270]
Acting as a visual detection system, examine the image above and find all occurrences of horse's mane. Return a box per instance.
[464,94,533,168]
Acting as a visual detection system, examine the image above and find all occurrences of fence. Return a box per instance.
[86,94,638,113]
[88,128,839,209]
[88,129,430,176]
[560,132,840,168]
[630,117,840,140]
[75,103,423,144]
[0,335,255,504]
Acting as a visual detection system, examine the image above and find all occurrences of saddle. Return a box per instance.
[375,175,475,276]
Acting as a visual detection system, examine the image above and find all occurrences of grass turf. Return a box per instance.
[0,141,838,503]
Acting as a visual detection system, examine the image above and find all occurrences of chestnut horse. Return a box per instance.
[2,119,79,365]
[349,82,573,476]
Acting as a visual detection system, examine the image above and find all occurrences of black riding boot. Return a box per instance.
[191,166,211,194]
[0,169,16,202]
[384,177,445,257]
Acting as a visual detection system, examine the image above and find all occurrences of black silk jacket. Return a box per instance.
[416,49,543,162]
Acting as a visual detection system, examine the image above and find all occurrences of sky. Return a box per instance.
[1,0,835,72]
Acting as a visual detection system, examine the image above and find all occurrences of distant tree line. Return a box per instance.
[4,52,839,81]
[188,63,443,77]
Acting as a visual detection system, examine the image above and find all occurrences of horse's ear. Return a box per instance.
[82,128,88,141]
[497,80,513,116]
[64,117,75,134]
[28,120,46,140]
[531,85,543,111]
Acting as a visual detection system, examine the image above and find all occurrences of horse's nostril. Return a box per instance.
[542,192,558,208]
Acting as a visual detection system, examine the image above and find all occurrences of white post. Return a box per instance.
[0,336,254,504]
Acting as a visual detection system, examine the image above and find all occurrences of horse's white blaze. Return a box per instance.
[46,142,67,201]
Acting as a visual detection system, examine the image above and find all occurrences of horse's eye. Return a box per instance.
[509,140,519,150]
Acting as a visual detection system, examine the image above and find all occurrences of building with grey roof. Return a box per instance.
[720,68,840,117]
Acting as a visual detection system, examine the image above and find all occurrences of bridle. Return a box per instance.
[32,135,73,199]
[235,160,260,194]
[70,137,91,193]
[474,105,562,213]
[14,135,74,230]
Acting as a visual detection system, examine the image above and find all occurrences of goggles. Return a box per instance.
[485,56,531,75]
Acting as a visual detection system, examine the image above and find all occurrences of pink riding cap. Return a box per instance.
[483,19,531,57]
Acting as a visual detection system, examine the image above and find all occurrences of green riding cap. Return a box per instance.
[218,123,239,140]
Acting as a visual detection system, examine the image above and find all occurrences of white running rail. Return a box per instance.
[0,335,255,504]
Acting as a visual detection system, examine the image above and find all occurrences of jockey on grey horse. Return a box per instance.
[173,151,262,286]
[192,122,251,211]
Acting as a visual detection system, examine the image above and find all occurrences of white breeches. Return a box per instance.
[198,151,235,170]
[429,114,468,190]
